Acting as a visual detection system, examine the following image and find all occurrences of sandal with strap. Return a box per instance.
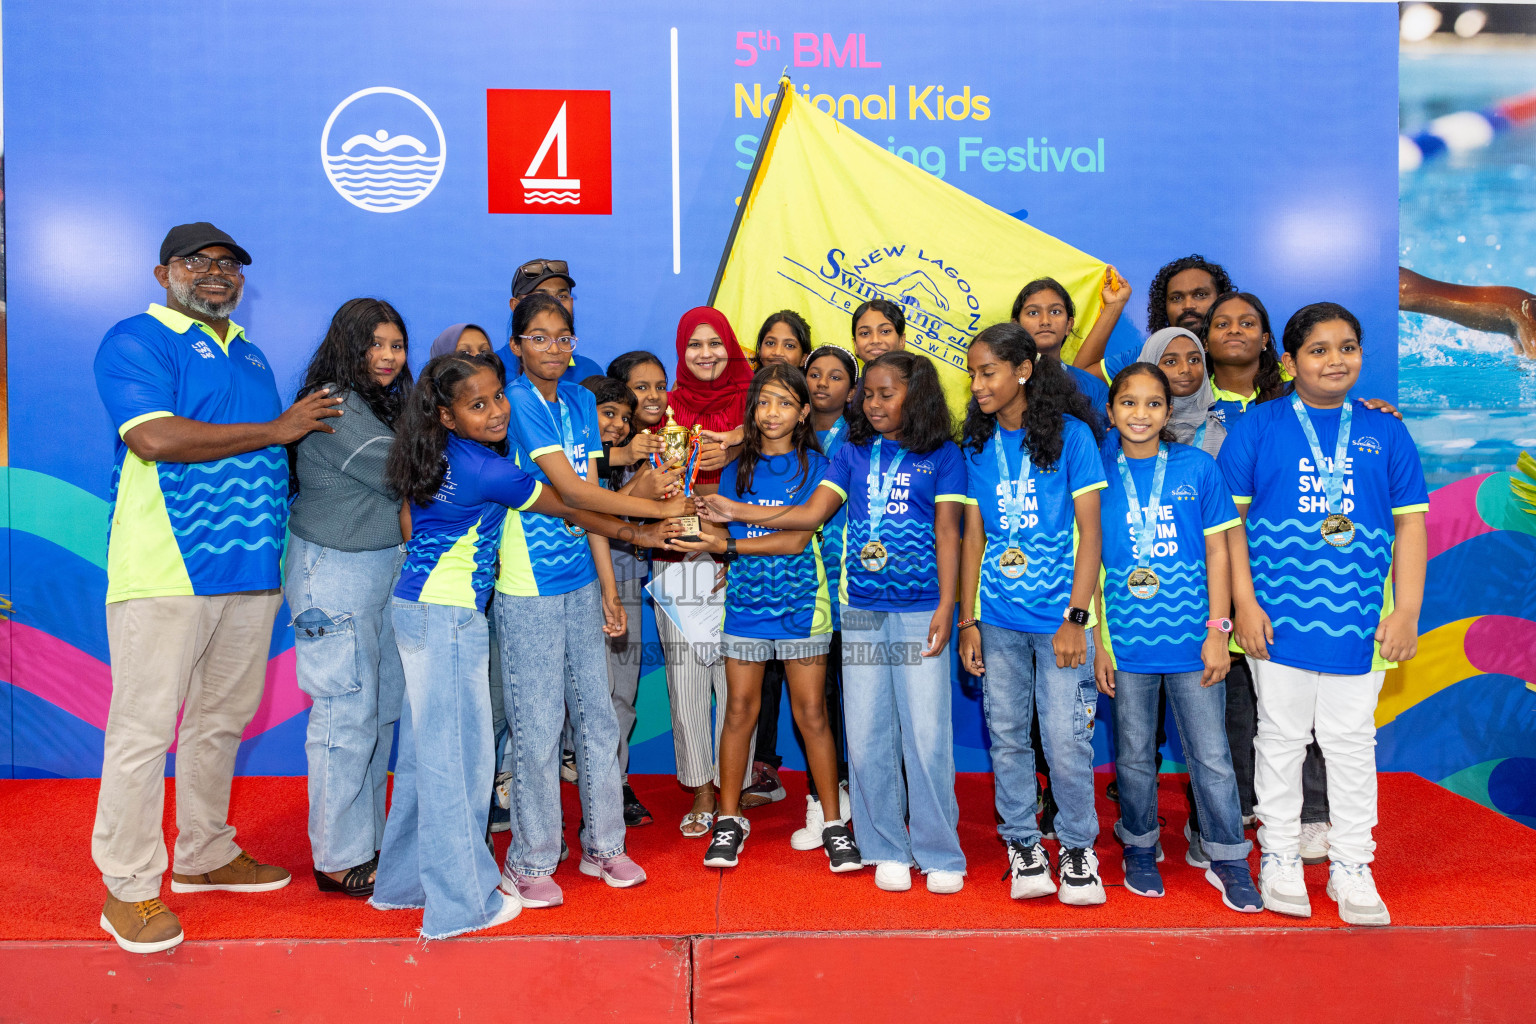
[314,854,377,898]
[680,810,715,838]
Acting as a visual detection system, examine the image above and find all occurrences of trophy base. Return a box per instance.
[676,514,702,543]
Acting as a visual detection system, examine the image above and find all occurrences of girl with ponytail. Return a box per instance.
[956,323,1109,908]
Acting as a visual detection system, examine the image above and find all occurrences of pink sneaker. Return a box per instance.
[504,872,563,908]
[578,852,647,888]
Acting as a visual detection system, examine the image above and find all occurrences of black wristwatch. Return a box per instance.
[724,537,739,561]
[1065,606,1090,626]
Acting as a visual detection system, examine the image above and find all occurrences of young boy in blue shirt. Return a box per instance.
[1219,303,1428,926]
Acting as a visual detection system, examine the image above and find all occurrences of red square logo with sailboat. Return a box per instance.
[487,89,612,214]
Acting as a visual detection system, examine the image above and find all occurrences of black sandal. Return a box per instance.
[313,855,377,898]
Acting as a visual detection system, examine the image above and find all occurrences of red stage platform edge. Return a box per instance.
[696,928,1536,1024]
[4,772,1535,1023]
[3,927,1534,1023]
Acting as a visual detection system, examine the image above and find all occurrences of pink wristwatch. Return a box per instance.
[1207,618,1233,633]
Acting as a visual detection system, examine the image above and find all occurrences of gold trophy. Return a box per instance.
[654,410,703,541]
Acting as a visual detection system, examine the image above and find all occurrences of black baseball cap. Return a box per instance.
[511,258,574,298]
[159,222,252,267]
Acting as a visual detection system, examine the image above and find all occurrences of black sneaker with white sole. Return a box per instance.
[703,816,749,868]
[1057,846,1107,906]
[821,823,863,873]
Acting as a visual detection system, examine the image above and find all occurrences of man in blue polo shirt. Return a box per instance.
[91,223,343,954]
[495,257,605,381]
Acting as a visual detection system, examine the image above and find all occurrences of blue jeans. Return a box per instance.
[283,536,405,872]
[977,623,1099,850]
[1113,669,1252,862]
[372,599,504,939]
[494,581,627,876]
[841,606,965,873]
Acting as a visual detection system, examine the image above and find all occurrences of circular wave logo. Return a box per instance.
[321,87,446,213]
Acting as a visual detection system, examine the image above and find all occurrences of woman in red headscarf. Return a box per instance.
[658,307,754,836]
[667,306,754,493]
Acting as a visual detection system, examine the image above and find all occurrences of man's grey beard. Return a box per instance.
[170,275,243,319]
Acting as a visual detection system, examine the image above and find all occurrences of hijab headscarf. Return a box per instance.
[667,306,753,434]
[1138,327,1226,456]
[429,323,490,360]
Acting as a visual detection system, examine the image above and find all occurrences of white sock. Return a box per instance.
[824,819,844,828]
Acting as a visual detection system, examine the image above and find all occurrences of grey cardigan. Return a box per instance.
[288,389,404,552]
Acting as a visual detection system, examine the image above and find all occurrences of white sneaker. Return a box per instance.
[1299,821,1332,865]
[874,863,912,891]
[1057,847,1107,906]
[1258,852,1312,918]
[839,781,851,821]
[926,870,964,894]
[790,795,827,851]
[1327,861,1390,926]
[482,890,522,931]
[494,771,513,811]
[1005,839,1057,899]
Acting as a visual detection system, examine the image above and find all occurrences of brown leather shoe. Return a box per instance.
[100,895,184,954]
[171,851,291,893]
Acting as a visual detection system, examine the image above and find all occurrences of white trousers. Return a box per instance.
[1250,658,1385,865]
[654,608,753,790]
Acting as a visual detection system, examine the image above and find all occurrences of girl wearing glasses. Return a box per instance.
[493,294,691,907]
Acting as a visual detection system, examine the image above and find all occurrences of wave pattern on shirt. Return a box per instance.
[1247,516,1392,641]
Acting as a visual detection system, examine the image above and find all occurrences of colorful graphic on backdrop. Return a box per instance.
[1392,37,1536,826]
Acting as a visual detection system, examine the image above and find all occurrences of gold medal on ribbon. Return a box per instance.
[1321,513,1355,548]
[859,540,889,573]
[1127,566,1161,600]
[999,546,1028,579]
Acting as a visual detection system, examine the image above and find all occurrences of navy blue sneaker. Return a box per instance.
[1206,859,1264,913]
[1121,845,1164,898]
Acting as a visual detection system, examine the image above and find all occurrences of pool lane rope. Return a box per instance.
[1400,89,1536,172]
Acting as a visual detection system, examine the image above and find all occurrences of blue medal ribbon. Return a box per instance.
[992,431,1032,552]
[1290,395,1352,514]
[1116,442,1169,569]
[865,437,908,544]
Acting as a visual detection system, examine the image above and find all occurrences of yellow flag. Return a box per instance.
[710,80,1108,419]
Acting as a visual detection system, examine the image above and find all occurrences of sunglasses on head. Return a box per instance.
[517,258,569,279]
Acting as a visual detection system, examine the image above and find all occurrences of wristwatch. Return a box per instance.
[1065,607,1090,626]
[724,537,739,561]
[1206,617,1233,633]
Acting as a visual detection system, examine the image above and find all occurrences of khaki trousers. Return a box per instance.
[92,590,282,900]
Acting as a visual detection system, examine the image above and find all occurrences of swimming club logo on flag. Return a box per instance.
[320,87,446,213]
[710,80,1106,418]
[487,89,612,215]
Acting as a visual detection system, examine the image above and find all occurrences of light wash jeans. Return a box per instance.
[976,623,1099,851]
[841,605,965,874]
[1112,669,1252,862]
[372,598,504,939]
[495,581,627,877]
[283,536,405,873]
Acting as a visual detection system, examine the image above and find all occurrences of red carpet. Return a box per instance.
[2,770,1533,941]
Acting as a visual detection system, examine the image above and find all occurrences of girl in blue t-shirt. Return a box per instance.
[700,352,967,894]
[371,353,541,939]
[668,364,860,874]
[957,322,1108,907]
[1092,362,1262,913]
[1221,302,1428,927]
[493,295,689,908]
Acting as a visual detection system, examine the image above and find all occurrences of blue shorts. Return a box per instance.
[719,632,833,663]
